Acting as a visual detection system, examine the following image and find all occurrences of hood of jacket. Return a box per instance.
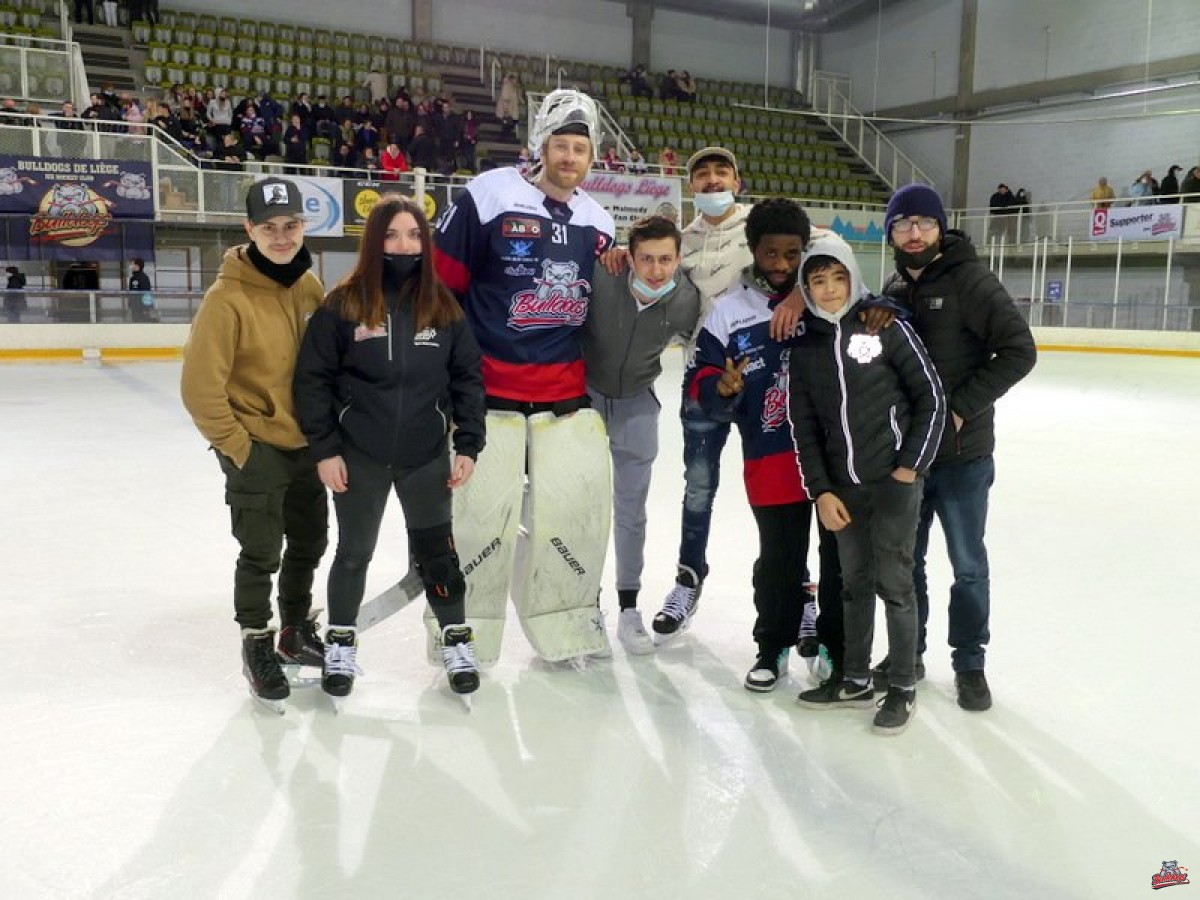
[800,233,868,324]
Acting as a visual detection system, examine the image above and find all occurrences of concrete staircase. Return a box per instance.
[436,64,523,167]
[71,23,136,95]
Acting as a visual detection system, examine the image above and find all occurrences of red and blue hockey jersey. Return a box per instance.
[686,271,809,507]
[433,167,615,403]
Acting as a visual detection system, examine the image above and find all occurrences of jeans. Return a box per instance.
[913,455,995,672]
[677,398,731,580]
[836,478,922,686]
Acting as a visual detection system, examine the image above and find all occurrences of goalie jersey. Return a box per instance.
[433,167,615,404]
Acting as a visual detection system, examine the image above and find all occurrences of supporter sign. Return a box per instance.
[256,173,344,237]
[580,172,681,236]
[1089,205,1182,241]
[0,217,154,262]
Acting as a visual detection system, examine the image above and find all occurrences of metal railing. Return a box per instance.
[0,34,88,108]
[3,288,206,323]
[810,71,932,192]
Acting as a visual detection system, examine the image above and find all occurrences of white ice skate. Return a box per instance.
[441,624,480,710]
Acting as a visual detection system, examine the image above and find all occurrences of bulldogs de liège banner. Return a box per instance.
[580,172,682,238]
[0,156,155,258]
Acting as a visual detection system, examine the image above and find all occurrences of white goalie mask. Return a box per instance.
[529,89,602,159]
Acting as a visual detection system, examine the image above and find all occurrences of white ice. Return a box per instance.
[1,349,1198,899]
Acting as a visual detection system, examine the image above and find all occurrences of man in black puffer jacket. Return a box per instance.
[872,183,1036,713]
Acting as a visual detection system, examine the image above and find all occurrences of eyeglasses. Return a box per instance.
[890,216,939,234]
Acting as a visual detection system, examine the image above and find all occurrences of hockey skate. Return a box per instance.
[441,624,480,710]
[322,628,362,714]
[652,566,702,643]
[797,582,820,660]
[242,627,289,714]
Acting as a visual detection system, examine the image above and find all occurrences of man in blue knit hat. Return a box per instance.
[871,183,1036,712]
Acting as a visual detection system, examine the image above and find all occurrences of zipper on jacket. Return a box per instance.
[889,405,902,450]
[835,321,860,484]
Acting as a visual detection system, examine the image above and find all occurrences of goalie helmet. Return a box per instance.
[529,89,603,157]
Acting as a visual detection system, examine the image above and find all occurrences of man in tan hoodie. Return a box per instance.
[181,177,328,712]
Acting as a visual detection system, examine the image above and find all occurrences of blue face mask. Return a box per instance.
[631,275,676,302]
[693,190,735,217]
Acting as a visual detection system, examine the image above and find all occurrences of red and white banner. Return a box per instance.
[1089,205,1182,241]
[580,172,682,236]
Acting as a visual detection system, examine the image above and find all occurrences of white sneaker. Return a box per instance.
[617,608,655,655]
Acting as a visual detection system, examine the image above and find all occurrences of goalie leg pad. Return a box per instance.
[514,409,612,661]
[424,411,526,665]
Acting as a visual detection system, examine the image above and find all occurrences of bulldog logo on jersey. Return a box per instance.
[847,333,883,364]
[760,351,790,432]
[508,258,589,330]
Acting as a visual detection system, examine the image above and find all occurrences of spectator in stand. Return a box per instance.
[122,96,146,135]
[408,123,437,171]
[311,95,336,139]
[675,71,698,103]
[658,145,679,176]
[99,82,120,110]
[82,93,123,133]
[333,95,355,127]
[495,73,521,140]
[1090,176,1115,209]
[601,146,624,172]
[290,92,313,128]
[4,266,26,324]
[1181,166,1200,201]
[371,98,389,129]
[214,129,246,169]
[659,69,680,101]
[623,64,654,100]
[0,97,20,124]
[626,147,648,174]
[363,68,387,103]
[55,100,81,129]
[283,113,308,174]
[384,96,412,148]
[515,145,532,175]
[334,141,359,171]
[1014,187,1031,241]
[460,109,478,172]
[356,117,380,155]
[150,100,176,137]
[240,105,278,159]
[256,93,282,134]
[176,102,207,153]
[74,0,94,25]
[380,142,408,181]
[338,118,357,148]
[207,89,233,139]
[128,258,156,322]
[437,99,462,170]
[1128,170,1155,205]
[1159,165,1182,203]
[360,146,380,175]
[987,183,1017,243]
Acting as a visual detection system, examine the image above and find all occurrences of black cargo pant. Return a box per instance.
[217,441,329,630]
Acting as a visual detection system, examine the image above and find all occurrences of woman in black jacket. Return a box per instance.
[294,194,486,704]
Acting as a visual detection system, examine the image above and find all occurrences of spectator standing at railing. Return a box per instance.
[128,258,156,322]
[380,142,408,181]
[1182,166,1200,201]
[496,73,521,140]
[408,123,437,172]
[1128,171,1155,205]
[283,114,308,174]
[360,146,380,176]
[658,145,679,176]
[384,96,412,148]
[0,98,19,124]
[460,110,478,173]
[334,141,359,171]
[121,97,146,135]
[55,100,82,131]
[1089,176,1115,209]
[4,266,26,324]
[1159,165,1181,203]
[987,183,1017,243]
[601,146,624,172]
[626,147,647,174]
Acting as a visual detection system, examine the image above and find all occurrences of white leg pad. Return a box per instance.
[514,409,612,661]
[424,411,526,665]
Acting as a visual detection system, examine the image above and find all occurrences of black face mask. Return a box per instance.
[381,253,421,285]
[893,242,940,270]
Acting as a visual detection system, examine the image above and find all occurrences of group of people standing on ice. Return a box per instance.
[181,88,1035,734]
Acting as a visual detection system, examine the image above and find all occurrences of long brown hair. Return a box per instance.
[328,194,462,332]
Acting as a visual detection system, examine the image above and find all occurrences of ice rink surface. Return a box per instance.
[2,349,1198,899]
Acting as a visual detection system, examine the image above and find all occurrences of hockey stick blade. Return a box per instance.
[358,569,425,632]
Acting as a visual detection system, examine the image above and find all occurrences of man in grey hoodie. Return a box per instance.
[582,215,700,654]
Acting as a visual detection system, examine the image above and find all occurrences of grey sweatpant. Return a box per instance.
[588,386,660,593]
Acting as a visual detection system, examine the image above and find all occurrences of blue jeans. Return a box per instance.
[677,399,731,580]
[913,455,995,673]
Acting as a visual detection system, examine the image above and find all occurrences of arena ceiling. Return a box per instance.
[644,0,895,32]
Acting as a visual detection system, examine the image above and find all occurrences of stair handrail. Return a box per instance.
[810,70,933,192]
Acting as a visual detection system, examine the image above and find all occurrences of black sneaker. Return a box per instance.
[744,647,789,692]
[322,628,360,698]
[652,565,702,636]
[278,613,324,667]
[870,654,926,689]
[242,628,290,702]
[955,670,992,711]
[797,675,875,709]
[873,687,916,734]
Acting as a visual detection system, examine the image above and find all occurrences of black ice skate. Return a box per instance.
[277,611,325,667]
[441,624,479,709]
[242,627,290,714]
[797,581,819,658]
[322,627,361,714]
[652,565,702,640]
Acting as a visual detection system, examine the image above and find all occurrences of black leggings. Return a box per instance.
[327,446,464,628]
